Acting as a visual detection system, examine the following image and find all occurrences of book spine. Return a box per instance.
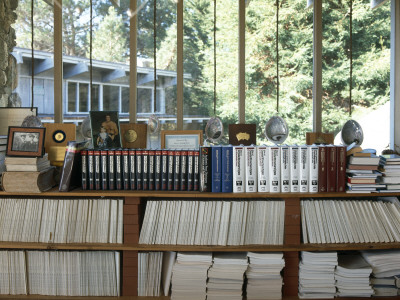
[200,146,211,192]
[122,149,130,190]
[245,146,257,192]
[308,145,319,192]
[87,149,94,190]
[232,146,245,193]
[211,146,222,193]
[129,149,136,190]
[326,146,337,192]
[187,150,194,191]
[180,150,188,191]
[289,146,299,192]
[161,150,168,191]
[94,150,101,190]
[142,150,149,190]
[136,150,143,190]
[107,149,115,190]
[221,146,233,193]
[257,146,269,192]
[100,150,108,190]
[318,146,327,192]
[167,150,174,191]
[269,146,281,193]
[193,150,200,191]
[115,149,122,190]
[148,150,155,190]
[299,146,309,192]
[81,150,88,190]
[174,150,181,191]
[336,145,347,192]
[280,146,290,193]
[154,150,162,191]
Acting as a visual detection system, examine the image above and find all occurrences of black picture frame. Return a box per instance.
[89,111,122,149]
[6,126,46,157]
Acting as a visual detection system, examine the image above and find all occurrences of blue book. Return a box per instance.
[221,145,233,193]
[211,145,222,193]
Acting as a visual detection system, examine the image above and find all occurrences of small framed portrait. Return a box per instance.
[6,126,46,157]
[89,111,122,149]
[161,130,203,149]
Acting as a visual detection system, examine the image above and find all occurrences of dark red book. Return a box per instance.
[336,145,347,192]
[326,145,337,192]
[318,146,327,193]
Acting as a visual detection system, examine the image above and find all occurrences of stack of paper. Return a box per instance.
[298,251,337,299]
[207,252,248,300]
[138,252,163,296]
[378,154,400,192]
[361,250,400,278]
[371,276,399,296]
[171,252,212,300]
[246,252,285,300]
[335,254,373,297]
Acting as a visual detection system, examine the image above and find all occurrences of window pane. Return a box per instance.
[79,83,89,112]
[68,82,77,113]
[121,87,129,113]
[13,0,54,121]
[137,88,152,114]
[103,85,119,111]
[92,84,100,111]
[322,0,390,154]
[246,0,313,145]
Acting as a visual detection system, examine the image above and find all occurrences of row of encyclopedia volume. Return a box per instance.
[201,144,347,193]
[81,148,200,191]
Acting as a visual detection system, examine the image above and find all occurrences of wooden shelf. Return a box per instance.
[0,242,127,251]
[1,188,399,198]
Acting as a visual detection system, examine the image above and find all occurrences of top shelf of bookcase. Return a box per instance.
[1,188,399,199]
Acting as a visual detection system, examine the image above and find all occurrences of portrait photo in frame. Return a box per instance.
[161,130,203,149]
[6,126,46,157]
[89,111,122,149]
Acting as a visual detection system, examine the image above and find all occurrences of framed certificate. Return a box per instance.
[161,130,203,149]
[0,107,37,135]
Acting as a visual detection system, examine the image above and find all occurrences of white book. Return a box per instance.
[269,146,281,192]
[299,145,309,192]
[289,145,300,192]
[280,145,290,192]
[301,201,308,243]
[245,145,257,192]
[117,199,123,244]
[257,145,269,192]
[232,146,245,193]
[308,145,319,193]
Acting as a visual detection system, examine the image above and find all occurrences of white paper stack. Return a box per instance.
[361,250,400,278]
[335,254,373,297]
[245,252,284,300]
[371,276,400,296]
[207,252,248,300]
[171,252,212,300]
[298,251,337,299]
[138,252,164,296]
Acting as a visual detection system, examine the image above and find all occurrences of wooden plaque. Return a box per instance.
[120,123,147,149]
[44,123,76,152]
[229,124,257,146]
[306,132,334,145]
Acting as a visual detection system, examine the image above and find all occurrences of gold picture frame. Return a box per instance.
[161,130,203,149]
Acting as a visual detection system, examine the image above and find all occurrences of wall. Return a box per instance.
[0,0,18,107]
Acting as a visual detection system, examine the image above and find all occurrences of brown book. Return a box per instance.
[326,145,337,192]
[2,167,55,193]
[336,146,347,192]
[348,164,379,170]
[318,146,327,192]
[347,177,376,184]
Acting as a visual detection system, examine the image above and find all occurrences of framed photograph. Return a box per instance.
[89,111,122,149]
[6,126,46,157]
[161,130,203,149]
[0,107,37,135]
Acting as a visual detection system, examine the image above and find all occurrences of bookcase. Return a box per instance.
[0,189,400,299]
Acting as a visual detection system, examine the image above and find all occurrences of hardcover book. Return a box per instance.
[58,141,86,192]
[87,149,94,190]
[245,145,257,193]
[148,150,155,190]
[308,144,319,193]
[136,149,143,190]
[187,150,194,191]
[2,167,55,193]
[326,145,337,192]
[193,150,200,191]
[211,146,222,193]
[221,145,233,193]
[336,145,347,192]
[142,149,149,190]
[269,146,280,193]
[122,149,130,190]
[289,145,299,192]
[180,150,188,191]
[299,145,309,192]
[81,149,88,190]
[94,150,101,190]
[257,145,269,192]
[318,146,327,193]
[154,150,162,190]
[107,149,116,190]
[114,149,122,190]
[174,150,181,191]
[232,146,245,193]
[200,146,211,192]
[280,145,290,193]
[129,149,136,190]
[161,150,168,190]
[100,149,108,190]
[167,150,175,191]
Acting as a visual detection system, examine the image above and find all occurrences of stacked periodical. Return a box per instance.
[301,197,400,244]
[378,154,400,192]
[138,252,163,296]
[170,252,212,300]
[207,253,248,300]
[371,275,400,296]
[298,251,337,299]
[0,251,26,295]
[246,252,285,300]
[139,200,285,245]
[335,253,373,297]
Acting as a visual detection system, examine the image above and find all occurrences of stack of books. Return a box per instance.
[361,250,400,279]
[378,154,400,192]
[346,148,383,193]
[245,252,285,300]
[371,276,400,296]
[298,251,337,299]
[335,253,373,297]
[170,252,212,300]
[138,252,163,296]
[207,253,248,300]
